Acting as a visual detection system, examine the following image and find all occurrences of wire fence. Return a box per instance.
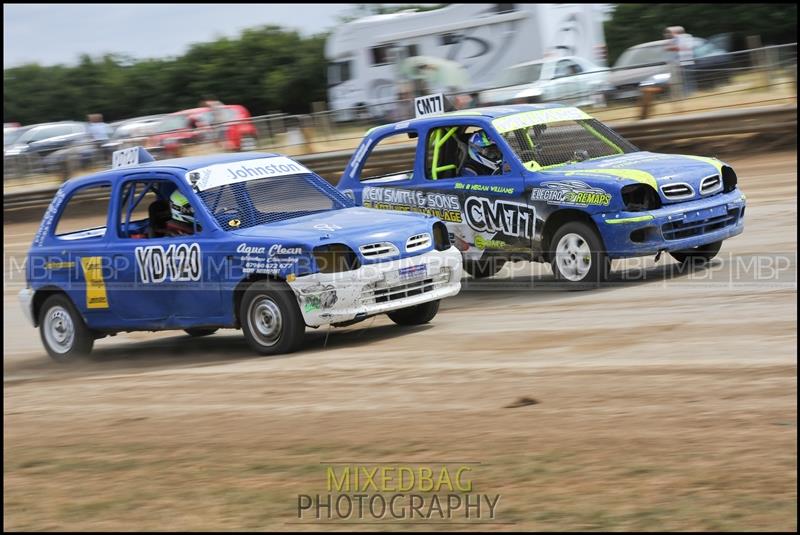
[4,43,796,185]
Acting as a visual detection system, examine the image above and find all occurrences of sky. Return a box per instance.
[3,3,353,68]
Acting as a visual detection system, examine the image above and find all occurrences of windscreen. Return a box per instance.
[197,173,354,230]
[500,118,638,169]
[615,45,666,67]
[499,63,543,86]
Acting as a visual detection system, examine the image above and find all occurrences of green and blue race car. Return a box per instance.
[337,98,746,283]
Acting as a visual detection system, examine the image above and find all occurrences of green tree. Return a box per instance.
[3,25,333,124]
[605,3,798,65]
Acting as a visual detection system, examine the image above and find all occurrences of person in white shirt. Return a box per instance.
[665,26,696,97]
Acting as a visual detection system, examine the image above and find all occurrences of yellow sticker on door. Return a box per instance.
[80,257,109,309]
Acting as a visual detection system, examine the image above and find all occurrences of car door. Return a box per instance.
[553,59,581,102]
[106,172,224,325]
[414,121,536,261]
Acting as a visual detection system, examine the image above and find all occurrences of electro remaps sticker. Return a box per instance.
[135,243,202,283]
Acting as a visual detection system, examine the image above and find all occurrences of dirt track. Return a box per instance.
[3,151,797,531]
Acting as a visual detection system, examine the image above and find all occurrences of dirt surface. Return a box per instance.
[3,151,797,531]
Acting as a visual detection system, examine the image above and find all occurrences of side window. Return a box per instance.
[359,132,418,182]
[54,183,111,240]
[555,61,572,78]
[567,60,583,75]
[425,125,506,180]
[117,180,201,239]
[371,45,395,66]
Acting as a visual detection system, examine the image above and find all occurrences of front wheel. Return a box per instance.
[669,240,722,265]
[550,221,611,285]
[38,294,94,362]
[240,280,305,355]
[387,300,440,326]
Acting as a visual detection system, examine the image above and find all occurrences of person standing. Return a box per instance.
[87,113,112,165]
[673,26,696,96]
[665,26,695,98]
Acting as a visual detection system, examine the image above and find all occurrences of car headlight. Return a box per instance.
[640,73,671,87]
[517,87,543,99]
[432,222,450,251]
[313,244,360,273]
[621,184,662,211]
[721,165,737,192]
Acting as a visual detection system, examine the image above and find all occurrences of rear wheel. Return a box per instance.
[463,257,506,279]
[550,221,610,285]
[387,300,440,326]
[240,280,305,355]
[669,240,722,265]
[38,294,94,362]
[185,328,218,337]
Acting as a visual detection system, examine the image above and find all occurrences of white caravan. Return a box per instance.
[325,3,608,120]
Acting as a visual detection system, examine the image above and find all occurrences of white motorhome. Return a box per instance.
[326,3,608,120]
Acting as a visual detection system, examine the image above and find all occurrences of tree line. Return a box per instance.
[4,26,328,125]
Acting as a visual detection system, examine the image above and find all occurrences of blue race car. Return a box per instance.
[337,99,746,283]
[20,148,462,361]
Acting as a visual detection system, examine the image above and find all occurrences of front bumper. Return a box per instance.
[18,288,36,327]
[288,247,463,327]
[595,189,746,258]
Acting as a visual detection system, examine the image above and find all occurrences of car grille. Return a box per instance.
[405,233,431,252]
[359,242,399,259]
[660,182,695,200]
[661,208,742,240]
[363,271,450,304]
[700,174,723,195]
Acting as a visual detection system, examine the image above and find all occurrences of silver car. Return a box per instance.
[607,37,733,100]
[480,56,609,107]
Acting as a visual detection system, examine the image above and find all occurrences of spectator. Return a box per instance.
[664,26,695,97]
[203,96,227,147]
[87,113,112,163]
[87,113,111,142]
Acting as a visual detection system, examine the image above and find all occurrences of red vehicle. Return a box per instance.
[146,104,258,157]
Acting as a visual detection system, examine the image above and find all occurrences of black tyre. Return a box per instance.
[185,328,219,337]
[669,240,722,265]
[387,300,440,326]
[463,257,507,279]
[38,294,94,362]
[240,280,305,355]
[550,221,611,285]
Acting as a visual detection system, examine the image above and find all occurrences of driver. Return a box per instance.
[462,130,503,176]
[166,190,197,235]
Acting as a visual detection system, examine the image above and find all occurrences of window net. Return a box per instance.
[501,119,638,168]
[198,173,354,230]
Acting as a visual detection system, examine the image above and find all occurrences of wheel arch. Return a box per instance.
[232,274,287,328]
[540,209,605,262]
[32,285,72,328]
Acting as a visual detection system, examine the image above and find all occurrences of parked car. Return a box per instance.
[337,99,746,284]
[607,37,734,100]
[4,121,97,176]
[146,105,258,157]
[20,147,462,361]
[480,56,609,107]
[4,123,30,148]
[110,115,165,142]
